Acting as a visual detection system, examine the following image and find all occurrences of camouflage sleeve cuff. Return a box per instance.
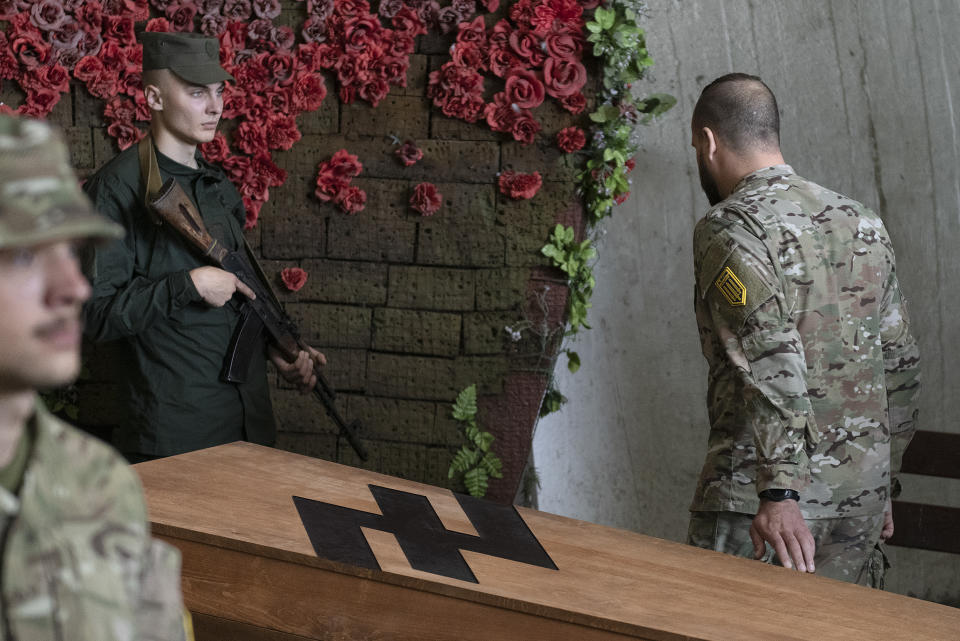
[756,462,809,494]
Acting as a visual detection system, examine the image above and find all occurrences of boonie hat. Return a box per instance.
[139,31,234,85]
[0,115,123,249]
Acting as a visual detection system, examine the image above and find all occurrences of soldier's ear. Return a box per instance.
[144,84,163,111]
[701,126,718,159]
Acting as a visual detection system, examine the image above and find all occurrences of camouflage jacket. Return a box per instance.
[690,165,921,519]
[0,400,185,640]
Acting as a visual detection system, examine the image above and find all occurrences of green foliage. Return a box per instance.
[448,384,503,497]
[580,0,675,224]
[540,224,596,335]
[536,2,673,416]
[539,386,568,417]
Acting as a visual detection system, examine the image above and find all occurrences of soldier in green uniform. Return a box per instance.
[84,32,322,461]
[686,73,921,586]
[0,115,187,639]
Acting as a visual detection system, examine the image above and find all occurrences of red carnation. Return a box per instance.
[314,172,344,202]
[395,140,423,167]
[251,153,288,187]
[336,185,367,215]
[105,15,137,44]
[505,68,545,109]
[107,120,147,150]
[410,182,442,216]
[483,92,514,132]
[614,191,630,206]
[456,16,487,47]
[392,6,427,36]
[560,92,586,114]
[103,96,138,124]
[19,88,62,118]
[359,74,390,108]
[625,157,636,173]
[281,267,308,292]
[222,155,252,184]
[452,42,487,72]
[200,134,231,163]
[326,149,363,180]
[510,109,541,145]
[233,120,268,155]
[292,72,327,112]
[12,33,50,69]
[265,114,301,151]
[145,17,172,32]
[556,126,586,153]
[498,170,542,200]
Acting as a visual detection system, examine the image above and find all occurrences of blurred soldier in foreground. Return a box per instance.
[0,115,187,639]
[687,73,921,586]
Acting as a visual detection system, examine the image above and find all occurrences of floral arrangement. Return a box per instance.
[314,149,366,214]
[427,0,591,145]
[1,0,672,421]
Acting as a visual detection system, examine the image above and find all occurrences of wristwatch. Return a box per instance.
[758,489,800,502]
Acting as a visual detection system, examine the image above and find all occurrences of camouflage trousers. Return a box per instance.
[688,511,889,587]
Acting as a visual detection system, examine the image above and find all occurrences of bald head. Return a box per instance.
[692,73,780,153]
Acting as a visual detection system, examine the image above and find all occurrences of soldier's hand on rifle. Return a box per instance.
[269,344,326,394]
[190,266,256,307]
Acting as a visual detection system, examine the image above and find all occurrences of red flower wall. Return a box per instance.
[1,0,595,503]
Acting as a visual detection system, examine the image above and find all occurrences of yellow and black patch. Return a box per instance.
[715,266,747,306]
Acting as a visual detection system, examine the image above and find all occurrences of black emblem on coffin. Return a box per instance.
[293,485,557,583]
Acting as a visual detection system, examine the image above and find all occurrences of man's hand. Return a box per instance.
[881,498,895,541]
[269,344,326,394]
[190,266,256,307]
[749,498,816,573]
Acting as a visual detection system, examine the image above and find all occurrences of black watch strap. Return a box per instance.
[759,489,800,502]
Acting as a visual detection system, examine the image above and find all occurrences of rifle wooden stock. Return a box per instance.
[150,178,229,263]
[149,178,368,460]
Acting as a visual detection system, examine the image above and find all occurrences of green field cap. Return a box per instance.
[0,116,123,249]
[140,31,234,85]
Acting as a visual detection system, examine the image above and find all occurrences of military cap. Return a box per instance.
[0,116,123,249]
[139,31,234,85]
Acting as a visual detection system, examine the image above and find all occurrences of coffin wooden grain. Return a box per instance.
[136,442,960,641]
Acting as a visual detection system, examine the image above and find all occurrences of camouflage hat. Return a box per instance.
[139,31,234,85]
[0,116,123,249]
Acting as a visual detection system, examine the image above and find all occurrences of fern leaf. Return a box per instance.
[475,430,495,452]
[480,451,504,478]
[452,384,477,421]
[448,445,479,476]
[464,467,489,498]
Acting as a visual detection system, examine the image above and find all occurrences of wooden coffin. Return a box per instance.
[136,442,960,641]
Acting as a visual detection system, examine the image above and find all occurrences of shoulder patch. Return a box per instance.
[715,266,746,306]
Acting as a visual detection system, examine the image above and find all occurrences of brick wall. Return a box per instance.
[18,3,590,503]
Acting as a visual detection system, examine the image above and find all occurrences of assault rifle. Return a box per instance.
[148,177,368,460]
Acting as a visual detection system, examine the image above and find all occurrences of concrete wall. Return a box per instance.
[533,0,960,604]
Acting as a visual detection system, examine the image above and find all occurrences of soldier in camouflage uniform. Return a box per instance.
[686,73,921,586]
[0,115,188,640]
